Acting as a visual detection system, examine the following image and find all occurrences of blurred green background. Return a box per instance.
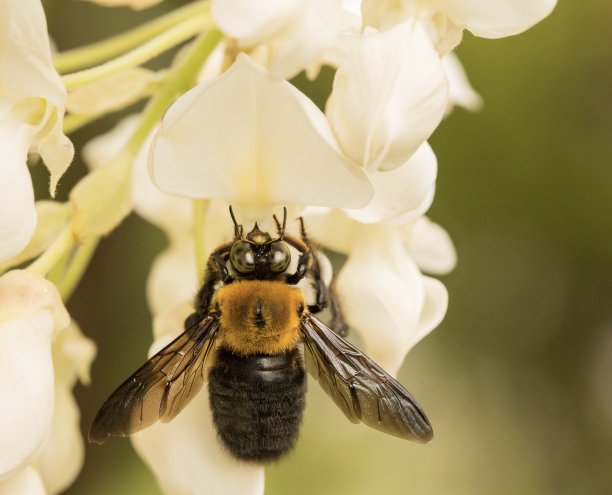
[39,1,612,493]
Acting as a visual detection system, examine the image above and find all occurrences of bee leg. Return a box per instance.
[193,243,233,316]
[328,284,349,337]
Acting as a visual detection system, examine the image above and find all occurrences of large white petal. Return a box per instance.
[440,0,557,39]
[0,123,36,262]
[149,55,373,216]
[132,306,265,495]
[346,142,437,223]
[0,467,46,495]
[336,231,426,376]
[326,19,448,172]
[0,271,69,478]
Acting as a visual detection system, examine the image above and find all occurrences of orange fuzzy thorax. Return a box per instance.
[213,280,305,356]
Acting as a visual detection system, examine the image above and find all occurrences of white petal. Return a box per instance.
[146,239,198,316]
[442,52,483,114]
[0,467,46,495]
[35,323,95,494]
[151,302,194,340]
[402,216,457,275]
[0,272,69,478]
[415,276,448,343]
[345,142,437,223]
[266,0,343,79]
[214,0,343,79]
[440,0,557,39]
[132,322,264,495]
[0,123,36,262]
[34,385,82,494]
[212,0,299,46]
[0,0,65,111]
[0,313,55,477]
[336,231,425,376]
[0,270,70,333]
[150,55,373,213]
[301,207,359,255]
[34,103,74,196]
[0,0,73,195]
[326,20,448,172]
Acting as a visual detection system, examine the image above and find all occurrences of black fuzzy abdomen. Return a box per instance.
[208,347,306,463]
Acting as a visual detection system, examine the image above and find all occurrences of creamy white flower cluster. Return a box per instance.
[0,0,556,493]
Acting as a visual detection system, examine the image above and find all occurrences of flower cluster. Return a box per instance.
[0,0,556,493]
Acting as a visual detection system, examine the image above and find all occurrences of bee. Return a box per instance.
[89,207,433,462]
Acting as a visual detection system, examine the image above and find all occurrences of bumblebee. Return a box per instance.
[89,208,433,462]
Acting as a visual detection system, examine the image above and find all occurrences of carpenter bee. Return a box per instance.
[89,207,433,462]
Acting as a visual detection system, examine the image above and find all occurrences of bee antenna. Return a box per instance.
[279,207,287,239]
[271,207,288,242]
[229,205,244,240]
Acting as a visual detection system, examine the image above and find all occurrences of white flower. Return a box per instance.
[149,54,373,223]
[211,0,345,79]
[131,304,265,495]
[362,0,557,52]
[304,209,454,375]
[0,270,70,479]
[326,20,448,172]
[0,0,73,262]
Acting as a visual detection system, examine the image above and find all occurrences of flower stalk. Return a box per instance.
[53,0,210,73]
[61,14,211,91]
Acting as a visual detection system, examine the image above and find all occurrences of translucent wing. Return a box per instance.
[89,314,220,444]
[301,314,433,442]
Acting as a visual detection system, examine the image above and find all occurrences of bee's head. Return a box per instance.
[228,207,291,279]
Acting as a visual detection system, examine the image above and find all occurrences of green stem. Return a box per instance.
[192,199,207,283]
[26,226,74,277]
[63,113,99,134]
[59,237,100,300]
[54,1,210,73]
[126,28,223,154]
[62,15,210,91]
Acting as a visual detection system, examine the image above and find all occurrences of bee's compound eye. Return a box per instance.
[270,242,291,273]
[230,242,255,273]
